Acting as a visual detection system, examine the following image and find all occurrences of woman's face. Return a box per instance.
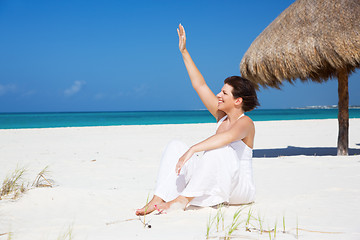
[216,84,236,111]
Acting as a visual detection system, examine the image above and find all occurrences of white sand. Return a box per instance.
[0,119,359,240]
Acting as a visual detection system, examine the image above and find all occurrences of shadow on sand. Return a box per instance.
[253,146,360,158]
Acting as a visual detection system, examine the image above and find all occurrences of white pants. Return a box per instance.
[154,140,195,202]
[154,140,256,206]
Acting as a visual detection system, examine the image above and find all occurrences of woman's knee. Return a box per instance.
[165,139,188,153]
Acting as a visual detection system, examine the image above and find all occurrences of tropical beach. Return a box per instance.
[1,0,360,239]
[1,118,360,240]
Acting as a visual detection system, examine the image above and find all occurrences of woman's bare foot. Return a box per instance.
[155,196,193,214]
[135,195,165,216]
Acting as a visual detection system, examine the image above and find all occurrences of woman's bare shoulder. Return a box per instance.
[238,115,255,129]
[243,115,254,123]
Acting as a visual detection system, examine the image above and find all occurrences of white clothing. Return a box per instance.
[154,115,255,207]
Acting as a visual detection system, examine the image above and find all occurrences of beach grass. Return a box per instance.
[215,203,225,232]
[296,217,299,239]
[143,193,150,228]
[32,165,53,188]
[205,212,215,239]
[257,212,264,234]
[282,215,286,233]
[245,207,254,232]
[225,207,245,240]
[1,165,54,201]
[0,232,13,240]
[268,226,272,240]
[0,166,27,200]
[57,225,74,240]
[204,206,317,239]
[274,219,278,239]
[7,232,13,240]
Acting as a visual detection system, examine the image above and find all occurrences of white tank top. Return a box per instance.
[216,115,253,161]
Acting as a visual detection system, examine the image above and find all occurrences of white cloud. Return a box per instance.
[64,81,86,96]
[0,84,16,96]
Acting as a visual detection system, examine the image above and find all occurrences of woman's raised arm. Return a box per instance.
[178,24,220,119]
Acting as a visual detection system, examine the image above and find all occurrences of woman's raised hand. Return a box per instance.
[177,24,186,53]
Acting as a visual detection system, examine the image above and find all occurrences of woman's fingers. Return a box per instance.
[178,24,185,38]
[180,24,184,34]
[175,162,181,175]
[177,166,182,175]
[177,24,186,52]
[175,161,184,175]
[176,148,194,175]
[177,29,182,45]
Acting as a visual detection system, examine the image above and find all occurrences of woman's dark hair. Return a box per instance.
[224,76,260,112]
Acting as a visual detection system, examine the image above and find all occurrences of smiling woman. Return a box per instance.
[136,24,260,215]
[223,76,260,112]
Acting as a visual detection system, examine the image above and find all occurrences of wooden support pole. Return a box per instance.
[337,69,349,156]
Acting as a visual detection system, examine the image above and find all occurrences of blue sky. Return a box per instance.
[0,0,359,112]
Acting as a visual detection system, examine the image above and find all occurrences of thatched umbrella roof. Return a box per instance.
[240,0,360,155]
[240,0,360,89]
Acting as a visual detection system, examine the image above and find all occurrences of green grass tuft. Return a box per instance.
[57,225,74,240]
[257,212,263,234]
[206,212,215,239]
[245,207,254,231]
[215,203,225,232]
[225,207,245,240]
[143,193,150,228]
[282,214,286,233]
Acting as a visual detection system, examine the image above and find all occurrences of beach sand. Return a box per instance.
[0,119,359,239]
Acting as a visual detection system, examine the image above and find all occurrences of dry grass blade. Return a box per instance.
[0,167,27,199]
[296,217,299,239]
[0,232,11,236]
[294,228,344,234]
[106,217,139,225]
[32,166,53,188]
[221,234,257,239]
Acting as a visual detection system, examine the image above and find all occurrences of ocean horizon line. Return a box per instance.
[2,105,360,115]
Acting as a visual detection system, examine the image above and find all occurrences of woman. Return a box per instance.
[136,24,259,215]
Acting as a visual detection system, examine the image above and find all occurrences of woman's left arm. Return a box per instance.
[175,118,251,175]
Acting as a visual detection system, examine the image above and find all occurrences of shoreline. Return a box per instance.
[0,117,359,131]
[1,109,360,130]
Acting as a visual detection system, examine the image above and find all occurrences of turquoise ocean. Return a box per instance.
[1,109,360,129]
